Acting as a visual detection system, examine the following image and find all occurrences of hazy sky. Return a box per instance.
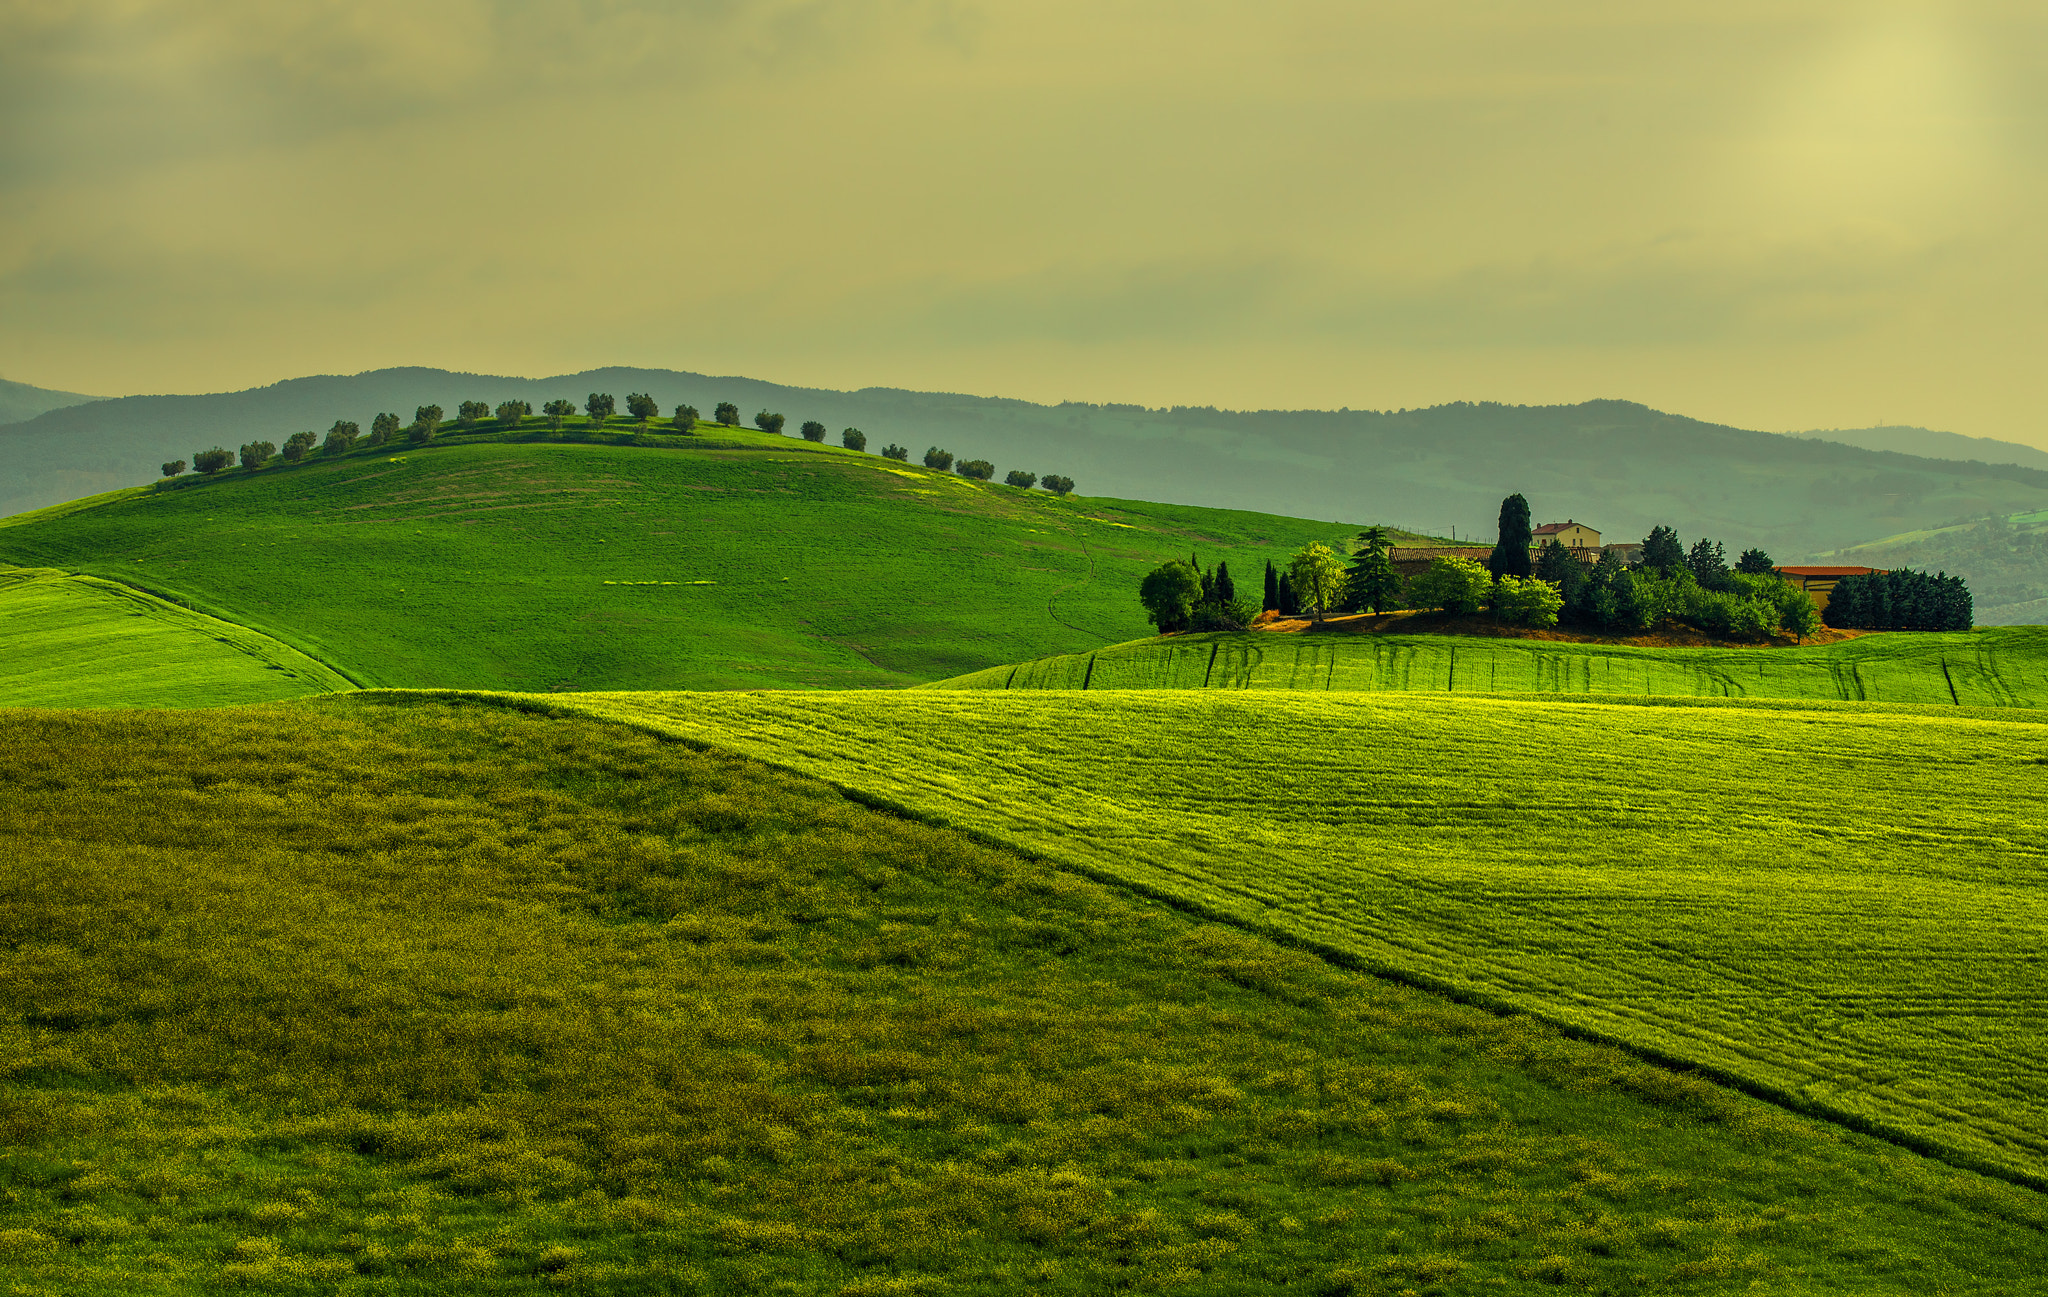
[5,1,2046,444]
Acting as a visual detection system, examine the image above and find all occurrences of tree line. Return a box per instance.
[157,393,1075,495]
[1138,492,1975,639]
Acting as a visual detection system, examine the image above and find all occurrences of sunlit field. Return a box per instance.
[3,695,2045,1295]
[0,567,352,707]
[933,626,2048,707]
[552,687,2048,1192]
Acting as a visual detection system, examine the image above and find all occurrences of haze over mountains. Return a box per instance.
[6,366,2048,565]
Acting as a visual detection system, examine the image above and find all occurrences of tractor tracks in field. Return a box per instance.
[1044,522,1119,643]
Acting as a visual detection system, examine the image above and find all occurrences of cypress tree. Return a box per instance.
[1214,562,1235,605]
[1278,574,1298,616]
[1489,494,1533,578]
[1263,561,1279,612]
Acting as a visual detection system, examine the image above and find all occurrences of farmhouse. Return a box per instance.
[1775,565,1884,613]
[1533,520,1600,549]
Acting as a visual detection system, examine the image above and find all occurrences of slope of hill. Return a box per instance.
[0,432,1396,693]
[928,626,2048,706]
[0,568,352,708]
[6,363,2048,558]
[0,376,100,427]
[551,687,2048,1192]
[1819,508,2048,626]
[1787,424,2048,473]
[5,693,2044,1295]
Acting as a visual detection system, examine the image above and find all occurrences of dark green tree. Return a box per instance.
[1534,540,1589,613]
[160,460,185,478]
[754,410,786,435]
[672,404,700,432]
[1344,525,1402,613]
[1138,561,1203,634]
[714,402,740,426]
[799,420,827,443]
[1004,470,1037,488]
[281,431,317,463]
[1734,547,1776,575]
[412,405,443,444]
[1277,573,1298,616]
[625,392,659,422]
[457,400,490,427]
[1039,474,1074,495]
[1488,494,1533,578]
[368,412,401,446]
[193,447,233,476]
[1213,561,1235,604]
[842,427,867,451]
[1263,560,1279,612]
[923,447,954,470]
[239,441,276,470]
[542,399,576,431]
[1640,526,1684,575]
[585,393,615,423]
[496,400,531,427]
[880,443,909,461]
[323,421,360,454]
[1687,537,1729,588]
[955,459,995,480]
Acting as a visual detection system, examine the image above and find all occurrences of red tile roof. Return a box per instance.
[1532,521,1587,535]
[1775,566,1883,577]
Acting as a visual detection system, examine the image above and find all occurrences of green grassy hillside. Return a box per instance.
[0,433,1398,694]
[546,688,2048,1192]
[0,567,353,707]
[5,695,2045,1295]
[930,625,2048,707]
[1819,507,2048,626]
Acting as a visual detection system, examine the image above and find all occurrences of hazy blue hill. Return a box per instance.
[1785,425,2048,473]
[8,367,2048,558]
[0,376,100,426]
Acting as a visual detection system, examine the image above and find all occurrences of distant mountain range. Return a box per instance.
[5,365,2048,560]
[1785,426,2048,474]
[0,377,101,426]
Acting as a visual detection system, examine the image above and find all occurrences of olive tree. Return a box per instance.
[842,427,867,451]
[281,431,317,463]
[496,400,532,427]
[1039,475,1074,495]
[923,447,954,470]
[193,447,233,476]
[625,392,659,423]
[160,460,186,478]
[881,443,909,461]
[368,412,401,446]
[239,441,277,470]
[955,459,995,480]
[799,420,827,443]
[754,410,786,435]
[1005,470,1037,489]
[457,400,490,427]
[323,420,360,454]
[672,404,700,432]
[543,399,576,431]
[715,402,740,425]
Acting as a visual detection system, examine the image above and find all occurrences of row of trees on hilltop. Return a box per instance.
[157,394,1075,496]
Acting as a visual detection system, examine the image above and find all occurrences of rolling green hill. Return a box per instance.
[0,431,1405,695]
[0,567,353,707]
[545,687,2048,1192]
[930,625,2048,707]
[1819,507,2048,627]
[5,693,2045,1295]
[8,363,2048,560]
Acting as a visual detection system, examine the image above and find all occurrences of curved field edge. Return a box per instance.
[0,568,357,707]
[417,687,2048,1196]
[926,626,2048,708]
[19,696,2048,1293]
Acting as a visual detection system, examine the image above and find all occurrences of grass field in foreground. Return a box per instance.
[931,625,2048,707]
[0,567,353,707]
[547,688,2048,1192]
[4,696,2046,1295]
[0,434,1411,694]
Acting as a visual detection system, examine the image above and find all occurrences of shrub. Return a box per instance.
[1040,475,1074,495]
[1005,470,1037,489]
[923,447,954,471]
[754,410,786,435]
[193,447,233,476]
[1493,576,1563,628]
[956,459,995,481]
[1407,556,1492,616]
[238,441,276,470]
[160,460,186,478]
[1190,597,1260,632]
[881,443,909,461]
[714,402,740,426]
[842,427,867,451]
[672,404,699,432]
[800,420,827,443]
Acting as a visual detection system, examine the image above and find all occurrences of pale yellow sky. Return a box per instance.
[4,1,2045,445]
